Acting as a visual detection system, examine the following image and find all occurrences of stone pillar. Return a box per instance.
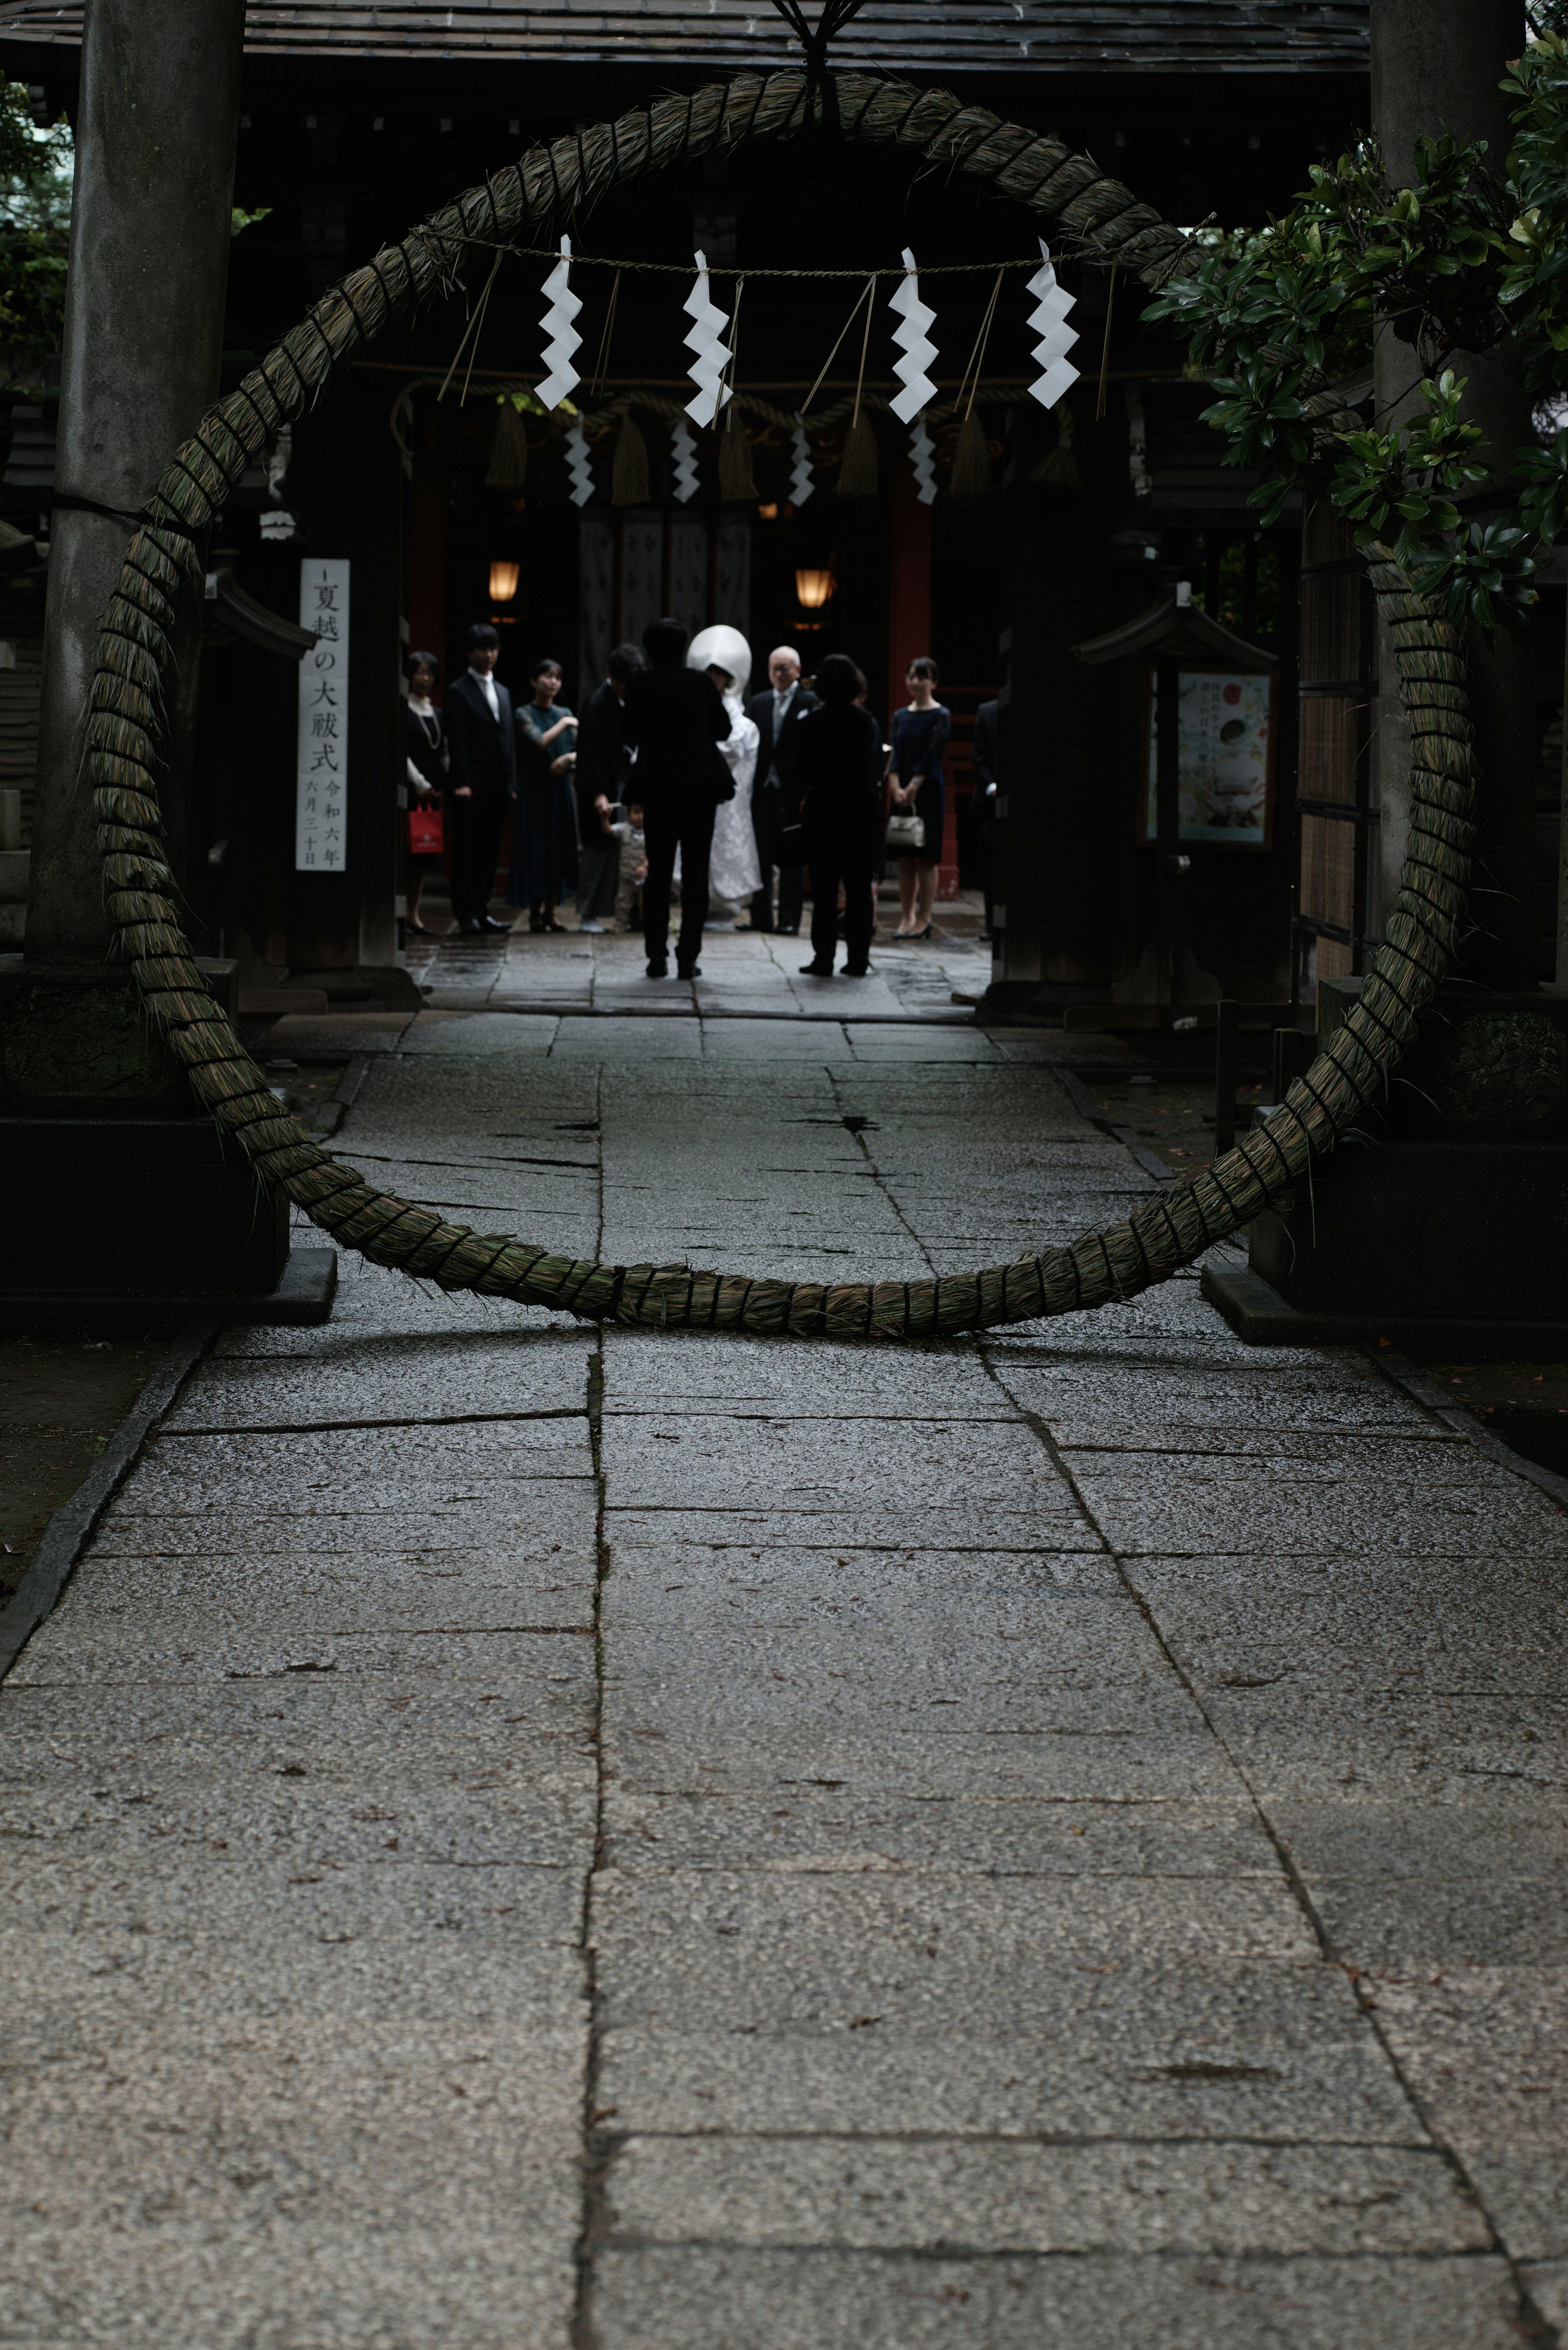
[1370,0,1536,988]
[0,2,332,1322]
[25,0,245,965]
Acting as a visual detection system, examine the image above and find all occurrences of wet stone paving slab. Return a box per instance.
[2,972,1565,2347]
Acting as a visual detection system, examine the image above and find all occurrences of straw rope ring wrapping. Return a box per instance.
[89,67,1479,1341]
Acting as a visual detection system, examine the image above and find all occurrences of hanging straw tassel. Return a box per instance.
[718,401,757,501]
[1030,398,1082,491]
[612,410,650,505]
[837,410,879,497]
[949,411,993,498]
[486,393,530,488]
[948,266,1004,500]
[836,274,880,499]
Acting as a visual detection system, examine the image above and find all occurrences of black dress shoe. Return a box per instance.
[646,956,669,979]
[800,959,835,977]
[777,924,799,936]
[676,961,701,981]
[842,962,871,977]
[480,915,512,934]
[459,918,486,936]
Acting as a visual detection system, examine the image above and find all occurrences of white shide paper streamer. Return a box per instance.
[908,414,937,506]
[1027,240,1080,412]
[670,418,700,503]
[565,420,594,506]
[888,247,938,427]
[683,250,734,429]
[537,235,582,410]
[788,422,815,506]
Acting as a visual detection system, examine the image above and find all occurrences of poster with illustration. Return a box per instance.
[1141,668,1274,847]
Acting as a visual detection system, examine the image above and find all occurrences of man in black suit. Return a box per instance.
[620,616,733,980]
[444,622,516,934]
[746,645,820,934]
[968,694,1002,942]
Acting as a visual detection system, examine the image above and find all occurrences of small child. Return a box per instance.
[606,800,648,931]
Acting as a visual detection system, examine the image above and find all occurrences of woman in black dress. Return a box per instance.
[888,654,951,940]
[795,653,883,978]
[404,650,448,936]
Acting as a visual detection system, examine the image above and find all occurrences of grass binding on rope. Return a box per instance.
[91,69,1477,1340]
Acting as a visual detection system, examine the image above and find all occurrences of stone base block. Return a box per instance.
[0,1110,290,1304]
[1201,1253,1568,1358]
[1205,1130,1568,1356]
[0,1245,337,1332]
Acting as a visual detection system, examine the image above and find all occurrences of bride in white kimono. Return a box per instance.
[686,623,762,923]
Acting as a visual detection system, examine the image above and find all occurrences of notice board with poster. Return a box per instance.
[1138,667,1276,849]
[296,559,350,873]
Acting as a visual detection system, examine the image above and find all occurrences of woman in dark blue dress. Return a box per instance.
[510,655,579,931]
[888,656,951,940]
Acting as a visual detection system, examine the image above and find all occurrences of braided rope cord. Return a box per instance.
[91,69,1476,1341]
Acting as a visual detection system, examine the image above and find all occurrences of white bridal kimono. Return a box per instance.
[709,689,762,907]
[686,623,762,916]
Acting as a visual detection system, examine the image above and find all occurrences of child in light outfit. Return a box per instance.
[607,800,648,930]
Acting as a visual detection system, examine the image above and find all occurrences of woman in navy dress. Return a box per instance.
[510,655,579,931]
[887,655,951,940]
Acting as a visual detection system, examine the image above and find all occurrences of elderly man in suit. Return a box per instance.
[746,644,820,935]
[444,622,517,934]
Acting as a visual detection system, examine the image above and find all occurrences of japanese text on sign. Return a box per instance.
[296,559,350,872]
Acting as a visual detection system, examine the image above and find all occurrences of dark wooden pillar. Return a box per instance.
[285,378,408,988]
[26,0,244,963]
[985,398,1117,1012]
[408,413,449,675]
[886,468,932,722]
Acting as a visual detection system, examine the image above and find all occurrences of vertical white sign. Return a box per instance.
[296,558,350,872]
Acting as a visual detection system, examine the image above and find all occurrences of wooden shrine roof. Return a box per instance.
[0,2,1369,75]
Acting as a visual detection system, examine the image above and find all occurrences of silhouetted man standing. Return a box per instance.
[621,617,733,979]
[445,622,516,934]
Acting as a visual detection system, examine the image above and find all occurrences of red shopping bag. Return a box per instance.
[408,797,445,856]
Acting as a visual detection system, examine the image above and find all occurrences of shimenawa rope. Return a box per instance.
[87,69,1477,1339]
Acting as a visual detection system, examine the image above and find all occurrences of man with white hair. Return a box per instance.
[746,644,820,934]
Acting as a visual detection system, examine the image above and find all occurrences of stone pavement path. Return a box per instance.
[402,908,996,1025]
[4,1008,1567,2347]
